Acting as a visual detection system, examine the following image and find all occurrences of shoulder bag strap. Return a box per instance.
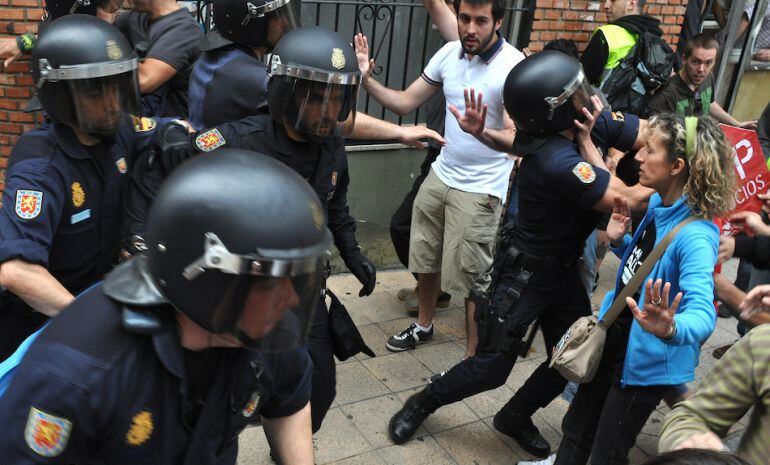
[600,215,698,327]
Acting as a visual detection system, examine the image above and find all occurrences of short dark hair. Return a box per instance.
[642,449,752,465]
[684,32,720,58]
[453,0,506,21]
[544,39,579,58]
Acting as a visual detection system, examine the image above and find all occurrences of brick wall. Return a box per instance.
[0,1,43,194]
[527,0,687,53]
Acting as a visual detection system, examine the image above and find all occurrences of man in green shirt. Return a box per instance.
[648,33,756,128]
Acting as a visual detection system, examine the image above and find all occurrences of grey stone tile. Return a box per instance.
[236,425,272,465]
[534,397,571,434]
[353,323,393,358]
[335,361,391,406]
[702,317,740,350]
[343,292,404,324]
[313,408,372,464]
[432,307,467,340]
[635,431,660,456]
[376,270,416,291]
[435,420,521,465]
[410,341,467,375]
[462,383,515,420]
[629,445,651,463]
[362,352,433,391]
[327,451,388,465]
[377,435,459,465]
[339,394,405,448]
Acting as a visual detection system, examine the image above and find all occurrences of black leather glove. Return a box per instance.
[344,252,376,297]
[156,121,195,175]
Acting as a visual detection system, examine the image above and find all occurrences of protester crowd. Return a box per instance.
[0,0,768,464]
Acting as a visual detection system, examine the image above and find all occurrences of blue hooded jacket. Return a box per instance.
[599,193,718,387]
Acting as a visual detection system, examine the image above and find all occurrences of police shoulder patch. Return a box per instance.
[195,128,226,152]
[132,116,157,133]
[15,190,43,220]
[572,162,596,184]
[25,407,72,457]
[126,410,153,446]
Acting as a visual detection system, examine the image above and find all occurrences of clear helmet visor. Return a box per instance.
[545,69,606,122]
[66,69,140,134]
[269,75,358,137]
[209,265,325,352]
[264,3,299,42]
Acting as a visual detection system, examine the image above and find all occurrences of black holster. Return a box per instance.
[475,245,533,355]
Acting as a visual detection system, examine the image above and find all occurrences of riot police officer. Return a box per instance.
[187,0,299,129]
[124,26,376,433]
[0,15,162,360]
[388,51,654,453]
[0,149,326,465]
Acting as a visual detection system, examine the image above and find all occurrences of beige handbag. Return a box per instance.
[549,216,696,383]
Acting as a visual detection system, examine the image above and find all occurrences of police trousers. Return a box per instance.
[426,261,591,416]
[307,298,336,433]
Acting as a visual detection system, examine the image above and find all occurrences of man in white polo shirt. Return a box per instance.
[355,0,524,354]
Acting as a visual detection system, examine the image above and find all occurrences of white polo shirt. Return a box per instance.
[421,36,524,201]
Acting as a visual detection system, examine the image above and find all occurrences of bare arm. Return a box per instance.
[713,273,770,327]
[593,176,654,213]
[347,113,446,148]
[354,33,440,115]
[137,58,178,93]
[709,101,757,129]
[449,88,516,153]
[422,0,459,41]
[0,259,75,317]
[262,403,314,465]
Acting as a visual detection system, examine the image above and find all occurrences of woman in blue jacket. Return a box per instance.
[554,114,737,465]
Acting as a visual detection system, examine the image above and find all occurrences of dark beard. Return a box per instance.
[461,30,496,55]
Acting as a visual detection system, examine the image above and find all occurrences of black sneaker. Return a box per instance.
[386,323,433,352]
[389,390,440,444]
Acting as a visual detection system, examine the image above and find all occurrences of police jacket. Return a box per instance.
[124,112,360,262]
[187,45,270,129]
[0,119,159,311]
[0,283,312,464]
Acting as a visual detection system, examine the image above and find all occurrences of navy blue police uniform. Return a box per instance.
[123,111,358,432]
[426,111,640,414]
[0,118,160,360]
[187,45,269,129]
[0,283,312,464]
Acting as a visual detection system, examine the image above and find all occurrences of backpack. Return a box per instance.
[599,31,675,117]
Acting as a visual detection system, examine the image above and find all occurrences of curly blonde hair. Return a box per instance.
[647,114,736,219]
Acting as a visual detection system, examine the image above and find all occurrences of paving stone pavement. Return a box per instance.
[237,256,744,465]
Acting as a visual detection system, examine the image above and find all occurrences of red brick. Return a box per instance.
[17,75,33,86]
[648,5,662,14]
[0,99,17,110]
[25,8,44,20]
[0,146,11,156]
[664,16,678,24]
[10,0,41,5]
[0,122,22,134]
[537,0,554,8]
[0,9,26,20]
[532,20,549,30]
[562,11,580,20]
[3,61,29,73]
[545,10,561,20]
[534,9,546,19]
[9,112,33,123]
[5,87,30,98]
[0,110,6,120]
[0,135,9,145]
[541,31,557,41]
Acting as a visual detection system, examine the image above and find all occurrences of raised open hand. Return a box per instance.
[354,33,375,83]
[448,88,487,136]
[626,279,683,338]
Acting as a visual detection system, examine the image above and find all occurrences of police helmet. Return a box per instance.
[267,26,360,137]
[504,51,598,136]
[140,149,332,352]
[202,0,298,51]
[32,15,139,134]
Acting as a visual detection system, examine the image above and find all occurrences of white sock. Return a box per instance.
[414,322,432,333]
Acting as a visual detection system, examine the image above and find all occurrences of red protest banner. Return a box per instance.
[719,124,769,235]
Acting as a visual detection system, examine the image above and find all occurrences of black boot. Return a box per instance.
[388,389,440,444]
[493,409,551,458]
